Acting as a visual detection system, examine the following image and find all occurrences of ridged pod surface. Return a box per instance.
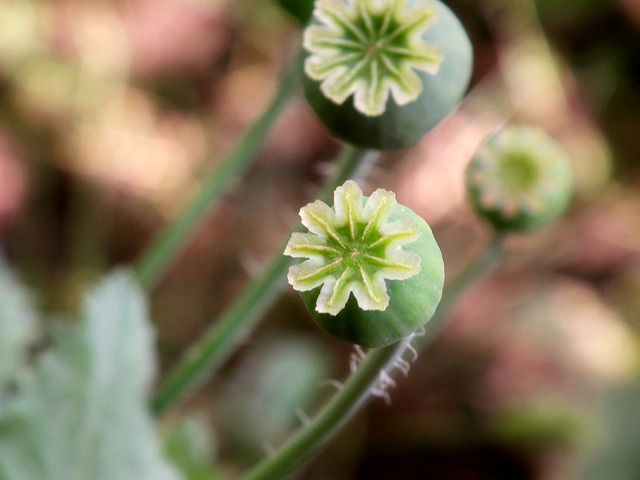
[285,180,444,347]
[302,0,472,149]
[466,126,573,232]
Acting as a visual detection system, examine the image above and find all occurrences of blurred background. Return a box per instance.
[0,0,639,478]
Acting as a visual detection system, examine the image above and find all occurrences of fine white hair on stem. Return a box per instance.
[295,406,311,426]
[370,386,392,405]
[320,379,343,390]
[393,357,411,377]
[406,342,419,362]
[378,370,397,389]
[369,368,398,405]
[350,344,369,373]
[413,326,426,337]
[349,353,359,374]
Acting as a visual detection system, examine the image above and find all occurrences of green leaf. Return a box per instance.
[575,380,640,480]
[0,270,181,480]
[0,256,38,389]
[164,416,225,480]
[217,334,333,460]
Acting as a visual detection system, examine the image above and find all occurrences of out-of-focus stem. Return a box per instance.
[151,146,375,415]
[239,237,505,480]
[135,55,301,290]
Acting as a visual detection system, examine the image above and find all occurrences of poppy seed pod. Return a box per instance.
[466,126,574,232]
[284,180,444,347]
[302,0,473,149]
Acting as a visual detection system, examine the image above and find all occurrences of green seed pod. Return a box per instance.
[301,0,473,150]
[284,180,444,347]
[466,126,574,232]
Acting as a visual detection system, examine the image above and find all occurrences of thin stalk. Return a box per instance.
[135,55,301,290]
[239,236,505,480]
[151,147,375,415]
[421,235,505,340]
[242,338,411,480]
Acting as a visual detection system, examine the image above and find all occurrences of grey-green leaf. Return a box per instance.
[574,380,640,480]
[164,416,225,480]
[0,256,38,389]
[0,270,181,480]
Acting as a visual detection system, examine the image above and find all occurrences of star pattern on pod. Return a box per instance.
[469,129,566,219]
[284,180,421,315]
[303,0,443,116]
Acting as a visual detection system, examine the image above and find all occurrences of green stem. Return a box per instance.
[421,235,505,340]
[151,146,375,415]
[239,236,505,480]
[135,55,301,290]
[242,338,411,480]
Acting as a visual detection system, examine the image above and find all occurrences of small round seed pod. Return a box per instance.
[301,0,473,150]
[284,180,444,348]
[466,126,574,232]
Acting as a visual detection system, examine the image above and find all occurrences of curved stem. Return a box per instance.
[420,235,505,341]
[135,55,301,290]
[151,146,375,415]
[241,338,411,480]
[239,236,505,480]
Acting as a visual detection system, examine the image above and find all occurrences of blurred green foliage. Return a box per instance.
[0,270,178,479]
[0,0,638,478]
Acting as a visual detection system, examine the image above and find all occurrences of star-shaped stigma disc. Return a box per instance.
[284,180,422,315]
[303,0,443,116]
[467,127,572,221]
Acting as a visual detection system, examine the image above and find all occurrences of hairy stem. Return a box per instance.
[151,147,376,415]
[135,55,300,290]
[239,236,504,480]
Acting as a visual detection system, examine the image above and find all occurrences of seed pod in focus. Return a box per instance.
[302,0,473,150]
[284,180,444,347]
